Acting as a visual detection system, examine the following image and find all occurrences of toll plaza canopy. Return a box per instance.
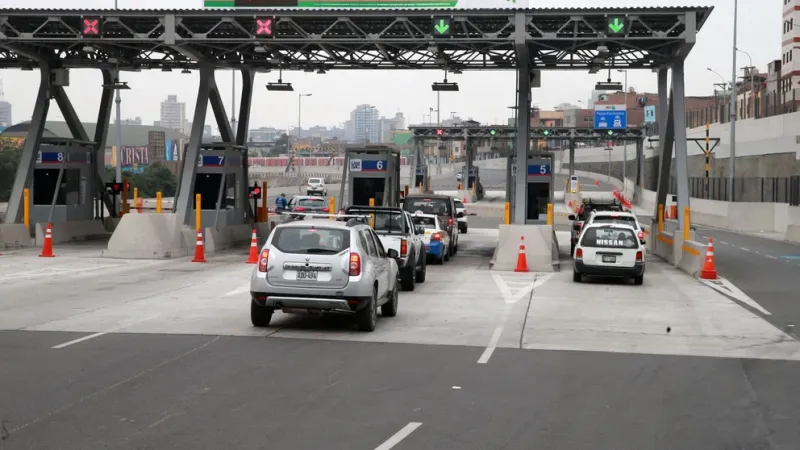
[0,7,712,71]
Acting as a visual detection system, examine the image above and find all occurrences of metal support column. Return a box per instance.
[568,137,575,178]
[208,75,234,144]
[92,69,118,218]
[465,136,473,189]
[4,66,52,225]
[633,139,644,203]
[513,19,532,224]
[654,67,675,217]
[174,63,214,226]
[671,59,691,230]
[236,69,255,220]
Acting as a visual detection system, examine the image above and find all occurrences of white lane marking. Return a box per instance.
[740,247,751,252]
[0,264,125,283]
[477,325,504,364]
[375,422,423,450]
[491,273,535,305]
[720,241,729,245]
[51,315,160,349]
[701,278,771,316]
[765,254,778,259]
[225,284,250,297]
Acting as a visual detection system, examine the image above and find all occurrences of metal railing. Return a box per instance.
[669,176,800,205]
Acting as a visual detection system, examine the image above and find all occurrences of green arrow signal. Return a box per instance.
[434,19,450,35]
[608,17,624,33]
[490,129,496,136]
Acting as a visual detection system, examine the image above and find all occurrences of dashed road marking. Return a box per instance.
[375,422,423,450]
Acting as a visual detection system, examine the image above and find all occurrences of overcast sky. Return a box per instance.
[0,0,778,131]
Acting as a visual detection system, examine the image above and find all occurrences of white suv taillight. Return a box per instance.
[257,249,270,272]
[349,252,361,276]
[636,251,643,263]
[575,248,583,260]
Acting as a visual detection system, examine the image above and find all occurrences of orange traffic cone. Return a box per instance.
[463,195,468,204]
[192,230,206,263]
[700,237,718,280]
[595,179,600,186]
[39,222,55,258]
[568,199,573,208]
[246,229,259,264]
[514,236,529,273]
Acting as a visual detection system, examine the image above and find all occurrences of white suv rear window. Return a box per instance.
[454,200,464,208]
[580,227,638,249]
[308,178,323,184]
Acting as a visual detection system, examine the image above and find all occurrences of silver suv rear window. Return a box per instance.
[298,198,326,207]
[580,227,638,249]
[272,227,349,254]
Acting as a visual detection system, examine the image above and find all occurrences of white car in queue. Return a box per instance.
[573,222,646,285]
[585,210,647,246]
[410,211,451,264]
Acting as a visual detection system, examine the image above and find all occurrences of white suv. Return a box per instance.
[306,177,327,196]
[453,198,468,234]
[573,223,646,285]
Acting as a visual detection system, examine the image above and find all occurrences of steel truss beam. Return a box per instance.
[0,7,712,70]
[409,126,645,141]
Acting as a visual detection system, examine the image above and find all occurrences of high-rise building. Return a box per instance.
[0,78,11,129]
[351,104,380,144]
[159,95,186,134]
[782,0,799,108]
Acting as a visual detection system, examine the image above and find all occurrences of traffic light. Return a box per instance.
[249,185,262,198]
[489,129,497,136]
[105,182,122,195]
[436,129,443,136]
[542,129,552,137]
[606,129,616,136]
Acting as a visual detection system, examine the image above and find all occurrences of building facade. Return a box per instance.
[351,104,380,144]
[782,0,799,107]
[159,95,186,134]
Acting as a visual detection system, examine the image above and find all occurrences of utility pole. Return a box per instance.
[619,69,628,186]
[114,0,122,186]
[728,0,738,202]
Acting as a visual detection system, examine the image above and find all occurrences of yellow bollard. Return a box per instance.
[133,187,138,213]
[472,183,476,196]
[683,207,691,241]
[404,185,409,198]
[504,202,511,225]
[546,203,553,225]
[418,183,423,194]
[657,204,664,233]
[457,183,462,190]
[329,196,335,220]
[368,197,375,228]
[195,193,202,231]
[23,188,30,233]
[156,192,163,214]
[261,181,268,222]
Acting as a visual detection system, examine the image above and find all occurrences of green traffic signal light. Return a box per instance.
[490,129,496,136]
[607,130,614,136]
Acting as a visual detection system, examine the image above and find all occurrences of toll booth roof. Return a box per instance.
[200,143,248,152]
[345,146,400,155]
[40,138,96,146]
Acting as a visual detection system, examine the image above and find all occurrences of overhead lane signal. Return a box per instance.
[82,17,101,36]
[255,18,273,37]
[432,17,451,38]
[607,16,626,34]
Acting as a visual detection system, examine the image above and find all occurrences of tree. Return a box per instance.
[0,146,21,202]
[106,163,178,198]
[269,133,290,156]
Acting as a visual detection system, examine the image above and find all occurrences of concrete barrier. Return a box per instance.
[491,224,558,272]
[35,220,109,246]
[0,224,32,248]
[204,224,252,253]
[677,239,707,277]
[105,213,189,259]
[653,231,676,265]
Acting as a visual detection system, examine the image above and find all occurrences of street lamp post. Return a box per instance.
[297,93,312,138]
[618,69,628,186]
[736,48,755,118]
[114,0,122,185]
[729,0,738,202]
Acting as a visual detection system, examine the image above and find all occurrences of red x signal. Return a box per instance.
[256,19,273,37]
[82,18,100,36]
[436,129,443,136]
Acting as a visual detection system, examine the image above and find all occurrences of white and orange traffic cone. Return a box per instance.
[192,230,206,263]
[595,179,600,186]
[700,237,718,280]
[40,222,55,258]
[463,195,468,204]
[246,229,259,264]
[514,236,529,273]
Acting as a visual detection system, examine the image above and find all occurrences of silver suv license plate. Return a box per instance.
[297,270,318,281]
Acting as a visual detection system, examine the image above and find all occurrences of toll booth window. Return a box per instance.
[224,173,236,209]
[404,198,451,216]
[349,209,407,234]
[352,178,385,206]
[580,227,638,249]
[526,183,549,221]
[32,169,81,206]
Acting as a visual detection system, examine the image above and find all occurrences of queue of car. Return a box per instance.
[250,193,465,331]
[568,199,647,285]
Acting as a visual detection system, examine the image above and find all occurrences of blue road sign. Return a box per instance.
[594,109,627,129]
[360,160,387,172]
[644,105,656,124]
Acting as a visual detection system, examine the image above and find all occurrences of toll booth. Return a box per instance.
[30,139,97,226]
[524,155,554,224]
[414,165,429,193]
[467,166,480,190]
[179,143,248,229]
[340,146,401,208]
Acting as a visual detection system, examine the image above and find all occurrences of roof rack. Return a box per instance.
[282,212,372,225]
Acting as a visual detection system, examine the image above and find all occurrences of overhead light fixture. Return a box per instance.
[161,67,172,72]
[82,45,96,53]
[594,81,623,91]
[181,68,191,74]
[102,80,130,90]
[316,68,326,74]
[254,45,268,54]
[451,69,463,75]
[267,81,294,91]
[432,82,459,91]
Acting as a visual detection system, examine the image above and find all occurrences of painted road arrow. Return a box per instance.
[608,17,625,33]
[434,19,450,35]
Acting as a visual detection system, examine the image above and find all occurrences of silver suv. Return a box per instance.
[250,218,400,331]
